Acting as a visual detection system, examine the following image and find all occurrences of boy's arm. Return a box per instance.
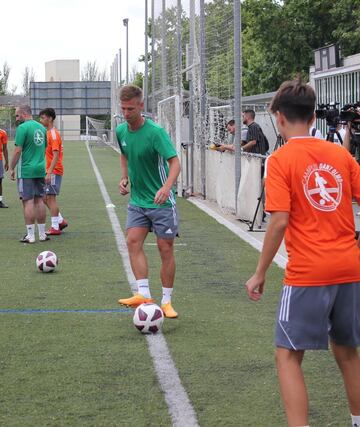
[119,154,129,195]
[3,144,8,170]
[245,211,289,301]
[154,156,180,204]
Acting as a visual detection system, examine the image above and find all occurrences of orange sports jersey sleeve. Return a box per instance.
[0,129,8,161]
[46,128,64,176]
[265,137,360,286]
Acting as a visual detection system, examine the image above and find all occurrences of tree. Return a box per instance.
[0,62,10,95]
[82,61,109,81]
[22,66,35,96]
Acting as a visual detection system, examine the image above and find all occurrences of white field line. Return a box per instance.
[85,142,199,427]
[188,198,288,270]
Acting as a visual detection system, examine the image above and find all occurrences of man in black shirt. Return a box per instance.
[242,109,268,155]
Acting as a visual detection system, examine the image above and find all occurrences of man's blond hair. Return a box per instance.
[119,85,143,102]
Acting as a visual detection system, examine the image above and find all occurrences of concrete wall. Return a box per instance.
[45,60,80,140]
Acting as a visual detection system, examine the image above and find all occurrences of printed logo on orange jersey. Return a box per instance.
[302,163,343,212]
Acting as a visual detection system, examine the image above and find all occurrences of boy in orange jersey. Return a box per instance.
[0,128,9,208]
[39,108,68,235]
[246,79,360,427]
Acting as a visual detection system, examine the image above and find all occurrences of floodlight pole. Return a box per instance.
[144,0,149,112]
[123,18,129,84]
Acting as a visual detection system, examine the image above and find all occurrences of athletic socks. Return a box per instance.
[352,414,360,427]
[37,223,46,239]
[0,196,2,202]
[26,224,35,239]
[58,212,63,223]
[161,287,173,305]
[137,279,151,298]
[51,216,60,230]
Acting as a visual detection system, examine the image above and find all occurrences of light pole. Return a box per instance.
[123,18,129,84]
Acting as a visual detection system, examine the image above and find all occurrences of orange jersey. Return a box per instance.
[0,129,8,161]
[46,128,63,175]
[265,137,360,286]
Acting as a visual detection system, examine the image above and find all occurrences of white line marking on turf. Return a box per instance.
[188,197,288,270]
[85,142,199,427]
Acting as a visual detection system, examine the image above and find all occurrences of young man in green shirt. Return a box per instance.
[9,105,49,243]
[116,85,181,318]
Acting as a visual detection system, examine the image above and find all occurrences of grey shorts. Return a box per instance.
[45,174,62,196]
[17,178,45,201]
[126,204,179,240]
[0,160,3,179]
[275,283,360,350]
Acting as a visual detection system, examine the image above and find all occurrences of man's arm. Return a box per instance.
[218,144,235,153]
[3,144,8,170]
[9,146,22,180]
[343,123,352,152]
[154,156,181,204]
[241,139,257,152]
[45,150,59,183]
[119,154,129,195]
[245,211,289,301]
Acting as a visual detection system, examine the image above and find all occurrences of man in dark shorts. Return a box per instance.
[9,105,49,243]
[246,79,360,427]
[116,85,181,318]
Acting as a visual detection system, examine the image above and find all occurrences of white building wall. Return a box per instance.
[45,60,80,140]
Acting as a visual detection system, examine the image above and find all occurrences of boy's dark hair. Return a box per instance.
[119,85,143,102]
[243,109,255,120]
[226,119,235,126]
[39,108,56,120]
[269,78,315,123]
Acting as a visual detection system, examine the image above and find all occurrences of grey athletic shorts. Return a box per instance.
[45,174,62,196]
[275,283,360,350]
[0,160,4,179]
[17,178,45,201]
[126,204,179,239]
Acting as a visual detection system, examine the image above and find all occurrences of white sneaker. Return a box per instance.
[20,234,35,244]
[39,234,50,242]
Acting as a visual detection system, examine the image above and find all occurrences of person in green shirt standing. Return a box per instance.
[9,105,49,243]
[117,85,181,318]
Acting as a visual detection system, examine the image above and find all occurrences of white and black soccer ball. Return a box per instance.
[36,251,58,273]
[133,303,164,334]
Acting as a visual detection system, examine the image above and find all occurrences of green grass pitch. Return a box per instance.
[0,141,350,426]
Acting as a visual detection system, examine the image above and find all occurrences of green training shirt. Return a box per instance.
[116,118,177,209]
[15,120,47,179]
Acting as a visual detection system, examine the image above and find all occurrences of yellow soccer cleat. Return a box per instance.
[118,293,154,308]
[161,302,178,319]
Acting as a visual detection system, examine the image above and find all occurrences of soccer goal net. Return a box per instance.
[157,95,184,197]
[85,116,111,147]
[208,105,233,146]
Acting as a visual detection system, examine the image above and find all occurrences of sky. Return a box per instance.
[0,0,147,94]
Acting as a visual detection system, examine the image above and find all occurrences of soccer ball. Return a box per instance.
[133,303,164,334]
[36,251,58,273]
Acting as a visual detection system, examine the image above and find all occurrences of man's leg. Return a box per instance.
[157,237,177,318]
[276,347,309,427]
[157,237,175,289]
[118,227,154,307]
[0,178,7,208]
[21,199,36,242]
[34,196,48,241]
[127,227,149,279]
[23,199,36,225]
[331,342,360,417]
[45,195,61,234]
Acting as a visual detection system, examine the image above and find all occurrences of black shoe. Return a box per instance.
[0,201,8,208]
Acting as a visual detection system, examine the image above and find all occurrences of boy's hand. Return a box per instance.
[245,273,265,301]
